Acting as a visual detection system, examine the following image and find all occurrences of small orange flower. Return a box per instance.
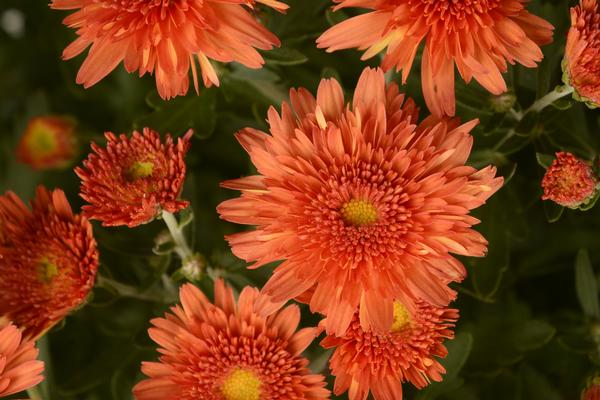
[0,319,45,397]
[76,128,192,227]
[317,0,554,117]
[564,0,600,108]
[541,152,599,209]
[50,0,287,100]
[583,376,600,400]
[133,280,330,400]
[0,187,99,339]
[321,300,458,400]
[218,67,503,336]
[16,116,78,170]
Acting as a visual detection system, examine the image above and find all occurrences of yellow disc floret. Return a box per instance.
[391,301,411,332]
[126,160,154,181]
[38,258,59,283]
[221,368,261,400]
[341,199,378,226]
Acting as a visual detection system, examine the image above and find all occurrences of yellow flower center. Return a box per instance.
[221,368,261,400]
[391,301,411,332]
[38,258,59,283]
[126,161,154,181]
[341,199,378,226]
[27,126,58,156]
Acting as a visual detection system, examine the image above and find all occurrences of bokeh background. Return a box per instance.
[1,0,600,399]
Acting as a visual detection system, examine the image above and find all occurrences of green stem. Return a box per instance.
[528,84,574,114]
[96,275,176,303]
[162,210,193,260]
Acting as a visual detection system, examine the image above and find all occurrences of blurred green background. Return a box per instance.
[1,0,600,399]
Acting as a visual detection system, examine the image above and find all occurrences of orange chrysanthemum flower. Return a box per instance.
[541,152,599,209]
[0,319,45,397]
[50,0,287,100]
[133,280,330,400]
[317,0,554,117]
[76,128,192,227]
[218,67,503,336]
[0,187,99,339]
[564,0,600,108]
[583,376,600,400]
[321,300,458,400]
[16,116,78,170]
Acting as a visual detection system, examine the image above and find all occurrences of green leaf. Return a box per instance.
[134,89,217,139]
[575,249,600,318]
[520,364,562,400]
[543,200,564,223]
[416,332,473,399]
[535,152,554,169]
[510,320,556,352]
[263,47,308,66]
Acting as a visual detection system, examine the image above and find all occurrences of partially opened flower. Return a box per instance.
[541,152,599,209]
[218,67,503,336]
[0,187,99,339]
[133,280,329,400]
[564,0,600,108]
[76,128,192,227]
[16,116,78,170]
[317,0,554,117]
[321,300,458,400]
[0,319,45,397]
[50,0,287,100]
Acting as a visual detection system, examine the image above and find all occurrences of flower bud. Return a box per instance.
[541,152,599,208]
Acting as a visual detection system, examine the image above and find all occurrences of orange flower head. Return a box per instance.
[564,0,600,108]
[0,319,45,397]
[317,0,554,117]
[16,116,78,170]
[0,187,99,339]
[132,280,330,400]
[218,67,503,336]
[541,152,599,209]
[50,0,287,100]
[321,300,458,400]
[76,128,192,227]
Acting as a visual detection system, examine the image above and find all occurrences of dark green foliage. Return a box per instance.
[1,0,600,399]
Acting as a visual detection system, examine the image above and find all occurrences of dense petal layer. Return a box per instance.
[133,280,329,400]
[317,0,554,116]
[218,67,503,335]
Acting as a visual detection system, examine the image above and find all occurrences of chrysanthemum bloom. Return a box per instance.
[564,0,600,108]
[0,319,45,397]
[317,0,554,117]
[541,152,599,209]
[321,300,458,400]
[218,67,503,336]
[76,128,193,227]
[583,376,600,400]
[132,280,330,400]
[50,0,287,100]
[16,116,78,170]
[0,187,99,339]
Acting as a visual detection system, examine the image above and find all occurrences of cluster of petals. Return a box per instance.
[317,0,554,117]
[76,128,192,227]
[0,187,99,340]
[133,280,329,400]
[541,152,599,208]
[50,0,288,99]
[321,301,458,400]
[218,67,503,336]
[564,0,600,108]
[0,319,45,397]
[16,116,78,170]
